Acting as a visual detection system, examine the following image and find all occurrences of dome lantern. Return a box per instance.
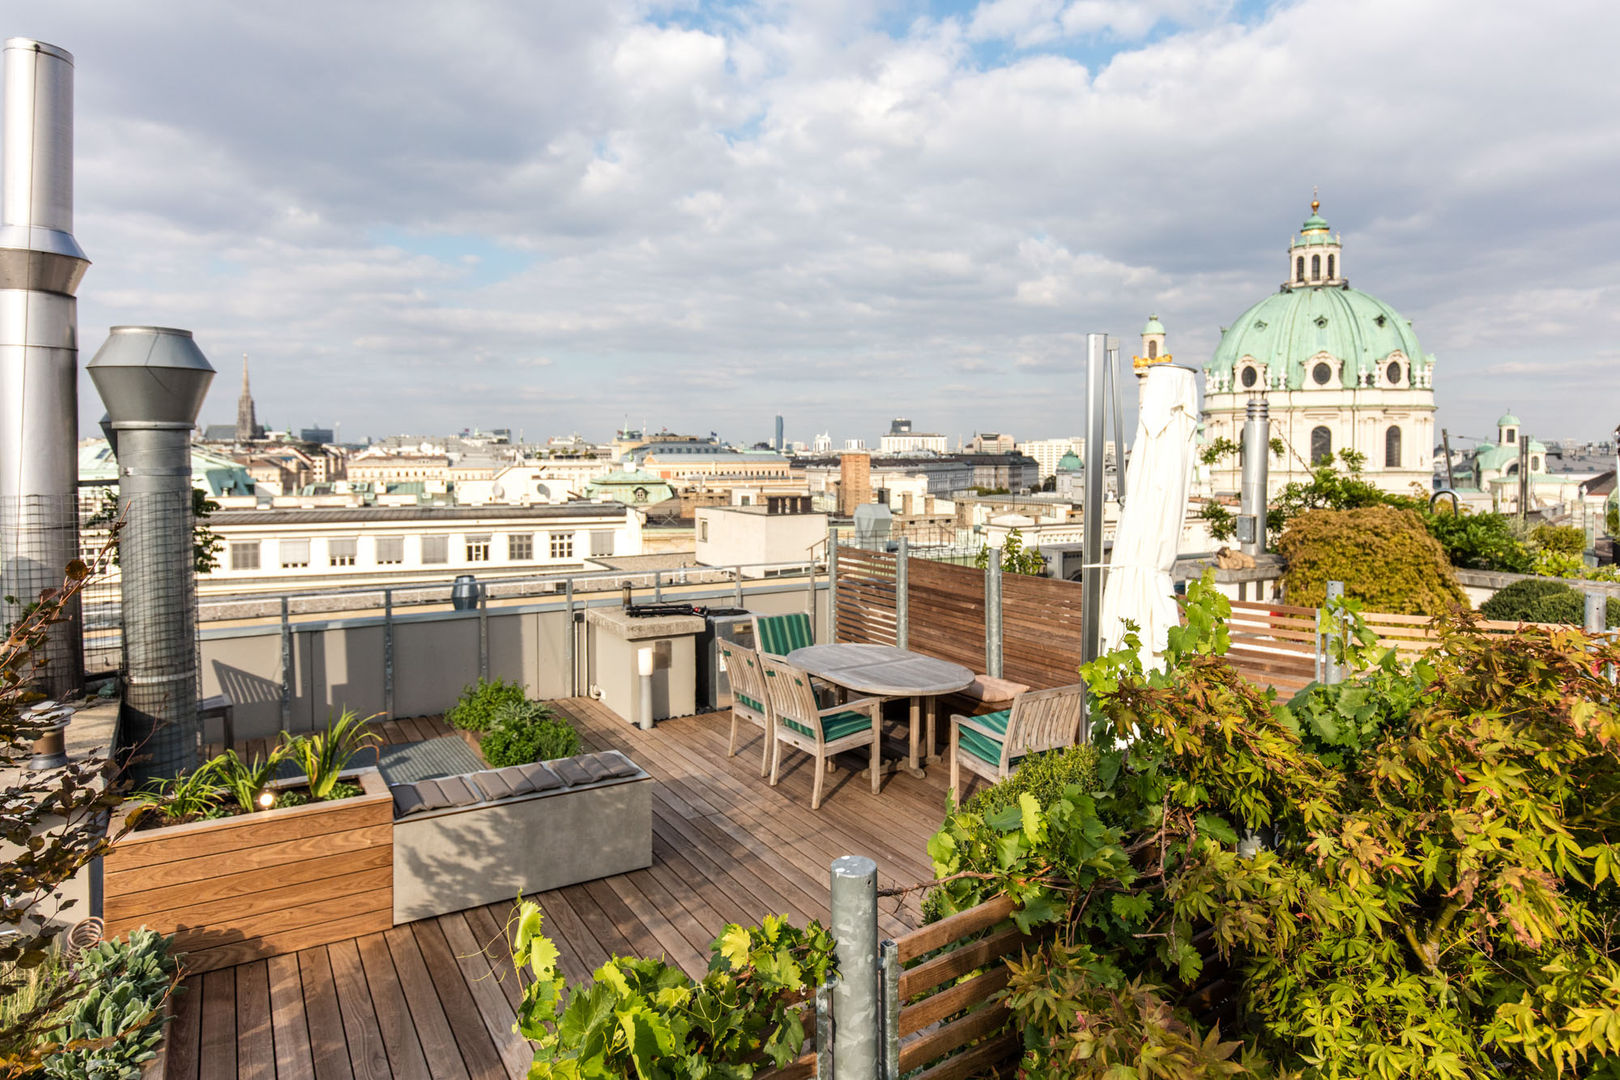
[1134,314,1170,370]
[1286,194,1344,289]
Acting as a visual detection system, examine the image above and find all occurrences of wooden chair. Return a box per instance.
[949,684,1086,798]
[719,639,772,776]
[752,612,814,658]
[758,654,881,810]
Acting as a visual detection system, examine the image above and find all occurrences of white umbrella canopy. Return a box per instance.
[1097,365,1200,670]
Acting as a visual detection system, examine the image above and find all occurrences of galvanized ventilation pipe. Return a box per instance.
[0,39,90,699]
[1239,397,1270,556]
[88,327,214,778]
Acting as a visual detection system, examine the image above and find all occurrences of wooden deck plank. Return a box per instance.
[460,906,527,1012]
[266,954,317,1080]
[427,916,533,1080]
[236,960,276,1080]
[409,919,522,1080]
[326,940,391,1080]
[162,973,203,1080]
[584,876,705,976]
[354,933,434,1080]
[530,894,594,985]
[295,949,354,1080]
[381,925,473,1080]
[197,968,237,1080]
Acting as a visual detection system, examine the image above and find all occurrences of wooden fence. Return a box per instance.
[834,546,898,647]
[1223,599,1318,695]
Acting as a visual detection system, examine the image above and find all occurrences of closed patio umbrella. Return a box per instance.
[1098,364,1199,670]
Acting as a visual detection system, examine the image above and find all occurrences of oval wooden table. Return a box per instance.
[786,643,975,777]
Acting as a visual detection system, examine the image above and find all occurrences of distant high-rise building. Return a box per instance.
[838,452,872,516]
[812,432,833,453]
[235,354,262,442]
[299,425,335,444]
[842,438,866,451]
[774,415,784,451]
[889,418,912,435]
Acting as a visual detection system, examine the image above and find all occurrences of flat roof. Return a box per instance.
[210,503,630,526]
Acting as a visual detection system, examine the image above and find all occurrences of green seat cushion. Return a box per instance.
[735,693,765,714]
[756,614,814,656]
[957,709,1011,765]
[783,708,872,743]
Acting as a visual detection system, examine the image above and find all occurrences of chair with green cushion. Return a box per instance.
[949,684,1086,798]
[752,612,815,658]
[719,639,772,776]
[758,653,881,810]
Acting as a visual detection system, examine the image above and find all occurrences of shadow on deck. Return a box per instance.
[162,697,954,1078]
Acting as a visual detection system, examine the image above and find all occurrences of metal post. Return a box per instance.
[828,530,839,643]
[383,588,394,718]
[1586,591,1605,634]
[1441,428,1457,491]
[985,551,1003,678]
[1106,340,1127,504]
[733,566,743,609]
[816,979,837,1080]
[654,570,663,602]
[1240,397,1270,556]
[1081,332,1108,669]
[280,596,292,729]
[894,537,909,650]
[1324,580,1345,685]
[807,561,818,639]
[829,856,878,1080]
[478,584,489,681]
[1518,438,1530,520]
[563,578,575,698]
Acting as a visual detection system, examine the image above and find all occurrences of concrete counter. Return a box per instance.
[585,607,705,726]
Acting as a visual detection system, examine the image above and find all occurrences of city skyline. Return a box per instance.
[13,0,1619,445]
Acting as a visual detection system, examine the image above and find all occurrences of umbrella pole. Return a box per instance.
[1082,333,1108,673]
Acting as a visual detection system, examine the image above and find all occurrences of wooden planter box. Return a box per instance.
[102,768,392,974]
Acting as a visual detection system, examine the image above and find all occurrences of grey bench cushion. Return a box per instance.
[389,752,642,819]
[550,758,593,787]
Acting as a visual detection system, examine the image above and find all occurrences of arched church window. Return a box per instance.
[1532,457,1541,471]
[1296,256,1304,282]
[1148,340,1158,358]
[1311,426,1332,465]
[1327,254,1335,279]
[1311,254,1321,280]
[1313,362,1333,386]
[1386,361,1401,385]
[1241,366,1258,389]
[1385,425,1401,468]
[1505,463,1518,476]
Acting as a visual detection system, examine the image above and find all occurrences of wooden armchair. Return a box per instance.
[751,612,814,658]
[758,653,881,810]
[719,639,772,776]
[949,684,1086,798]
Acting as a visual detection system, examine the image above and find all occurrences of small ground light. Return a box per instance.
[258,790,276,810]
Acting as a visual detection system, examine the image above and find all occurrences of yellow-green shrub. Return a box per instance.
[1279,506,1465,615]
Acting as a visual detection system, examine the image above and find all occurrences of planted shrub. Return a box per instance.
[481,703,580,768]
[447,677,527,732]
[279,708,378,799]
[42,929,176,1080]
[1279,505,1466,614]
[1422,508,1534,572]
[1481,577,1620,627]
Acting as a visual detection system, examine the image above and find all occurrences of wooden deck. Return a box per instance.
[162,697,954,1077]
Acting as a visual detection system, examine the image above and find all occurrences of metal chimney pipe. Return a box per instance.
[1081,332,1107,670]
[1240,397,1270,556]
[0,39,90,699]
[88,327,215,778]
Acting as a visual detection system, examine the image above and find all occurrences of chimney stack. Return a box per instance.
[0,39,91,699]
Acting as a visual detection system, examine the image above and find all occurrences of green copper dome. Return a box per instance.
[1207,285,1431,390]
[1497,412,1520,428]
[1057,450,1081,471]
[1300,211,1329,232]
[1142,315,1165,335]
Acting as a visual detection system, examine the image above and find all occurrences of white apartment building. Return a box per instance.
[1016,438,1085,479]
[202,503,641,594]
[878,432,948,454]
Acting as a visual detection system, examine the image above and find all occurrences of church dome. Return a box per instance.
[1141,315,1165,336]
[1497,412,1520,428]
[1057,450,1081,471]
[1208,285,1428,390]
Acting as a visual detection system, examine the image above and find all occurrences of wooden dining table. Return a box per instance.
[786,643,976,777]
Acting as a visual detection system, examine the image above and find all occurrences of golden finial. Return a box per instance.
[1311,186,1320,214]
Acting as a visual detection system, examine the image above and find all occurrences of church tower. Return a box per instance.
[235,354,260,442]
[1134,315,1170,371]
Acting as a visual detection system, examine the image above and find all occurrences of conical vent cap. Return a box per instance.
[88,326,215,427]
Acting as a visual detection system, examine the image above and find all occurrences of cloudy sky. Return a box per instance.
[12,0,1620,450]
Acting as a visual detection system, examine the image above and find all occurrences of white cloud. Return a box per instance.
[4,0,1615,445]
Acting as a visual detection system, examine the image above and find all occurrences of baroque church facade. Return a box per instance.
[1194,201,1437,496]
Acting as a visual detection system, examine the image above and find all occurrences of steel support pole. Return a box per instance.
[280,597,292,730]
[563,578,575,698]
[827,530,839,643]
[985,551,1003,678]
[383,588,395,718]
[478,584,489,682]
[734,567,743,609]
[807,562,818,639]
[654,570,662,602]
[1240,398,1270,556]
[894,538,909,650]
[879,939,900,1080]
[829,856,879,1080]
[1324,580,1345,685]
[1081,332,1108,670]
[1587,591,1605,634]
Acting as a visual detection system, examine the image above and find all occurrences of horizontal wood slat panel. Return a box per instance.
[128,886,393,956]
[105,865,393,938]
[909,1031,1022,1080]
[899,927,1030,1000]
[104,845,393,926]
[105,791,389,872]
[899,1002,1009,1072]
[105,822,393,893]
[893,895,1016,962]
[180,907,396,975]
[898,967,1011,1038]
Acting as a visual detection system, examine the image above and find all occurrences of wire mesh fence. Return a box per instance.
[1,491,85,698]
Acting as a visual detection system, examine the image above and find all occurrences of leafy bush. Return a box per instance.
[280,709,378,799]
[129,762,224,826]
[975,526,1047,575]
[963,742,1099,819]
[1480,577,1620,628]
[924,570,1620,1078]
[215,747,287,814]
[480,702,580,767]
[1279,505,1466,614]
[1422,507,1534,572]
[1533,522,1587,556]
[42,929,177,1080]
[511,902,834,1078]
[446,677,527,732]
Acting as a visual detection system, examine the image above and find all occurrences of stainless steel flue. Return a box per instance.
[0,39,90,698]
[1239,397,1270,556]
[89,327,214,778]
